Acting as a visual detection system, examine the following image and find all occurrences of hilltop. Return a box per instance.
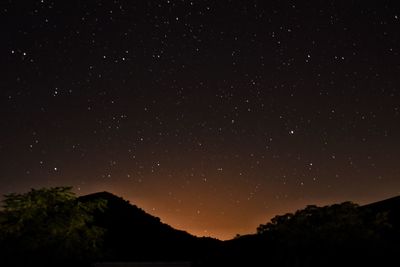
[1,188,399,267]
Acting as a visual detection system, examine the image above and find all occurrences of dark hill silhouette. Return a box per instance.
[363,195,400,210]
[79,192,220,264]
[2,188,400,267]
[362,195,400,227]
[79,192,400,267]
[213,196,400,267]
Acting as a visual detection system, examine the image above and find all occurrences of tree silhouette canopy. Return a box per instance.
[0,187,106,267]
[0,188,398,267]
[257,202,391,243]
[249,202,395,267]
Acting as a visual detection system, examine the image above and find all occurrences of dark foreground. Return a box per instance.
[1,188,399,267]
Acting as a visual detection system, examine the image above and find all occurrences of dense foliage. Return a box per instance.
[0,188,399,267]
[257,202,391,244]
[206,201,399,267]
[0,187,106,267]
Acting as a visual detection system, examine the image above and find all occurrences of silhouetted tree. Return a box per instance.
[0,187,106,267]
[257,202,390,242]
[255,202,394,266]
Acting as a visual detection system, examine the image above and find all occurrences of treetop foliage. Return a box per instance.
[256,201,391,245]
[0,187,107,266]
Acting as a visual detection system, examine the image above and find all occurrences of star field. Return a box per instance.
[1,0,400,240]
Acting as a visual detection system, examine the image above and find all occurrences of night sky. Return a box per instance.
[1,0,400,240]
